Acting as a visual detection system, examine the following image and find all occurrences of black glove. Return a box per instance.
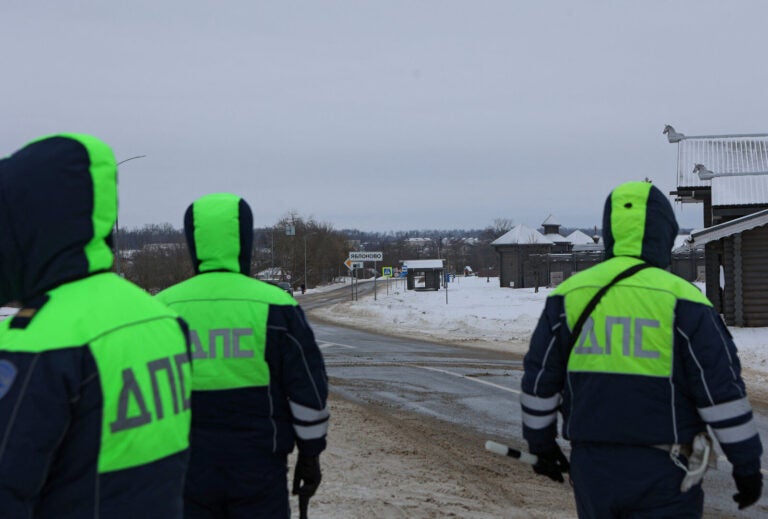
[531,444,570,483]
[293,454,322,499]
[733,472,762,510]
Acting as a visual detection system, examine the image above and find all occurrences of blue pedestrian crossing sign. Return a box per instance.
[382,266,393,277]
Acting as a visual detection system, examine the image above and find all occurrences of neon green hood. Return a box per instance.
[184,193,253,275]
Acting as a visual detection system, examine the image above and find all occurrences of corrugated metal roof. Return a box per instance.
[711,175,768,206]
[688,208,768,246]
[677,136,768,188]
[674,133,768,206]
[491,224,553,245]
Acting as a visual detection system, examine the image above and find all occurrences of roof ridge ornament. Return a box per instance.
[663,124,685,143]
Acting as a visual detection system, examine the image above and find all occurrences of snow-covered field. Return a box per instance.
[306,275,768,378]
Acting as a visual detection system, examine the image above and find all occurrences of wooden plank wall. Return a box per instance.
[741,226,768,327]
[723,226,768,327]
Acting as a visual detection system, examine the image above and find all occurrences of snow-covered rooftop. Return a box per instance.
[565,230,595,245]
[491,224,553,245]
[542,214,560,226]
[689,208,768,247]
[543,232,571,243]
[403,259,444,269]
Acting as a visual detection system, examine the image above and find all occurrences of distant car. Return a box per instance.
[265,279,294,296]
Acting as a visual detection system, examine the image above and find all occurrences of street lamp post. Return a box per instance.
[114,155,146,276]
[303,232,316,293]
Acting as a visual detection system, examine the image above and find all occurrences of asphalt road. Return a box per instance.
[314,321,526,443]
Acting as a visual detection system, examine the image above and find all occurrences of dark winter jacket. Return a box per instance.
[0,134,191,518]
[521,181,763,476]
[156,193,329,462]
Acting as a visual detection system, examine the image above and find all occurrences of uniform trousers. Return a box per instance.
[570,442,704,518]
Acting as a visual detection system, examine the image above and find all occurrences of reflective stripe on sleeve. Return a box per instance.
[290,401,330,422]
[698,397,752,423]
[294,421,329,440]
[521,393,561,413]
[522,411,557,430]
[712,420,759,444]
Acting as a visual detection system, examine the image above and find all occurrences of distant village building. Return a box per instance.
[492,221,559,289]
[541,215,572,253]
[401,259,444,291]
[492,213,699,291]
[666,126,768,325]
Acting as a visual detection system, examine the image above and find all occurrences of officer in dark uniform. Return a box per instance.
[157,193,329,518]
[520,181,762,516]
[0,134,192,518]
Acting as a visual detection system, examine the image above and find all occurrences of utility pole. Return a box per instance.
[114,155,146,276]
[303,232,315,292]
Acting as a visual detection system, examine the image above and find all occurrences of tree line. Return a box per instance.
[117,215,595,293]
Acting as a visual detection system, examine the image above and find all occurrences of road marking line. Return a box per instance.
[318,341,357,350]
[415,365,520,394]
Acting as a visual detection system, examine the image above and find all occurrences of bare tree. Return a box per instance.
[266,212,349,288]
[492,217,515,235]
[123,243,193,293]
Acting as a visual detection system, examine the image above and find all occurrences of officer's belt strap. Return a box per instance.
[653,443,693,458]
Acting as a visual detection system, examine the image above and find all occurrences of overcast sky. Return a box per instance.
[2,1,767,233]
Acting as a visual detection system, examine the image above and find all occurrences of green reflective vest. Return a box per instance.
[157,272,297,391]
[554,256,711,377]
[0,273,191,473]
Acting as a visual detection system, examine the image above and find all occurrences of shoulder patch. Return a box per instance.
[0,360,18,399]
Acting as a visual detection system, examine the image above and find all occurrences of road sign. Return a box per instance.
[382,266,393,277]
[344,259,364,270]
[349,251,383,261]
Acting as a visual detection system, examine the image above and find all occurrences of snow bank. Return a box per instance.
[308,276,768,376]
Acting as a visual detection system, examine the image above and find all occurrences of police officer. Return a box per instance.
[0,134,192,518]
[520,181,763,516]
[156,193,329,518]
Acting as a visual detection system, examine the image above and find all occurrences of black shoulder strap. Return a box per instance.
[568,262,651,349]
[9,294,50,330]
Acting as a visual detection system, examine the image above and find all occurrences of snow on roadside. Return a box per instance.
[306,276,768,377]
[307,276,545,353]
